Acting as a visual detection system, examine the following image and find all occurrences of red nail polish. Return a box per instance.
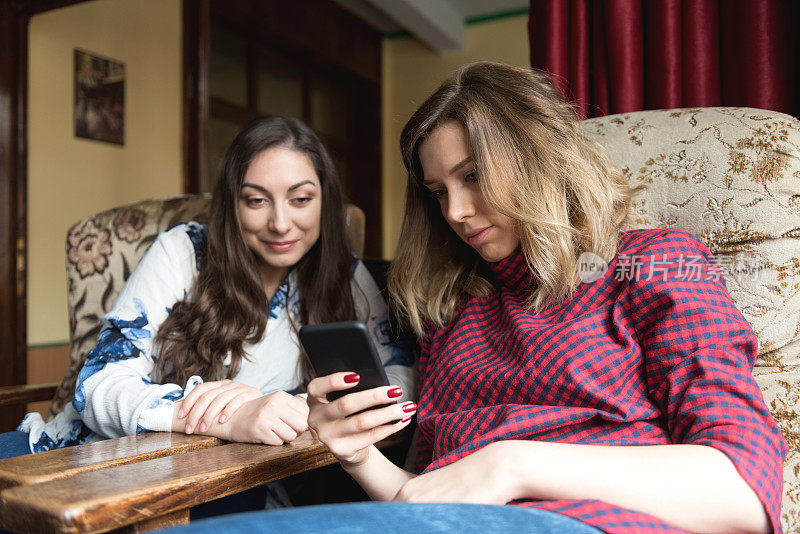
[401,415,413,423]
[402,402,417,413]
[387,387,403,398]
[344,373,360,384]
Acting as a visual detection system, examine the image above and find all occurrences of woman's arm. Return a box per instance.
[506,441,767,534]
[342,445,415,502]
[170,386,309,444]
[623,232,784,532]
[395,440,769,534]
[75,224,202,437]
[306,372,417,500]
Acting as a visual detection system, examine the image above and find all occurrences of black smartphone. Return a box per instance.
[299,321,392,402]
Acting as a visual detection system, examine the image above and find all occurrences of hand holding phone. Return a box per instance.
[302,322,417,467]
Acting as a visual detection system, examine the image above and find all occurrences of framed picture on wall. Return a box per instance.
[74,48,125,145]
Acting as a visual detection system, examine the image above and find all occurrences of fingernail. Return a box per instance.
[387,387,402,398]
[185,425,193,434]
[344,373,360,384]
[401,415,413,423]
[402,402,417,413]
[218,414,227,424]
[199,422,207,432]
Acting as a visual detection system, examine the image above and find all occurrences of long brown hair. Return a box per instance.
[156,116,356,385]
[389,61,633,335]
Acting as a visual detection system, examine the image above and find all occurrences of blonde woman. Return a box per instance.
[169,63,785,534]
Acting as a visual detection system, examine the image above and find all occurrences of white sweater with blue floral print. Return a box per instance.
[19,222,416,453]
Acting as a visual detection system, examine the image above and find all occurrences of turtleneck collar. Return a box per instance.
[487,246,536,290]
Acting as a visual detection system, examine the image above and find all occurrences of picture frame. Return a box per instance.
[74,48,125,145]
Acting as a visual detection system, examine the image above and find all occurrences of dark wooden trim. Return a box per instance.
[15,3,29,418]
[183,0,211,194]
[0,0,94,432]
[301,68,312,125]
[0,383,58,408]
[210,97,256,125]
[246,41,258,114]
[13,0,87,16]
[346,80,381,258]
[0,0,26,432]
[211,0,381,85]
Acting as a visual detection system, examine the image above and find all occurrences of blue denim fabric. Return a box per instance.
[162,502,602,533]
[0,431,29,534]
[0,431,31,460]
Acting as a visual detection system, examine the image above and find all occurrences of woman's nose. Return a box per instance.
[268,205,291,234]
[445,188,476,223]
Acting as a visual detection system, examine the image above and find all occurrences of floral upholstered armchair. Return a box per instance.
[580,107,800,531]
[56,195,212,417]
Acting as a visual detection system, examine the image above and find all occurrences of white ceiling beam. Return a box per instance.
[368,0,466,52]
[332,0,402,34]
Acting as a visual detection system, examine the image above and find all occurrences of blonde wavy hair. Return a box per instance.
[388,61,633,335]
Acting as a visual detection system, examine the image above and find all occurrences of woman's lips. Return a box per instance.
[466,226,492,246]
[263,239,299,252]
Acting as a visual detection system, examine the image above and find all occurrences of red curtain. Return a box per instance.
[528,0,800,119]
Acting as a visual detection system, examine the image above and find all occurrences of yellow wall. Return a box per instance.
[381,14,530,258]
[28,0,183,345]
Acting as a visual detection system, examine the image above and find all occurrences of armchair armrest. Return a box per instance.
[0,382,58,408]
[0,432,223,490]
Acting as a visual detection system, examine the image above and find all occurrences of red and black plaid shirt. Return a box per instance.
[415,229,786,533]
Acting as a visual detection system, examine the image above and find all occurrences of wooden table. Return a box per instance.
[0,431,338,533]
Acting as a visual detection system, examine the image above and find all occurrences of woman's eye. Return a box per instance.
[465,171,478,183]
[428,189,445,200]
[245,197,266,207]
[290,196,312,206]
